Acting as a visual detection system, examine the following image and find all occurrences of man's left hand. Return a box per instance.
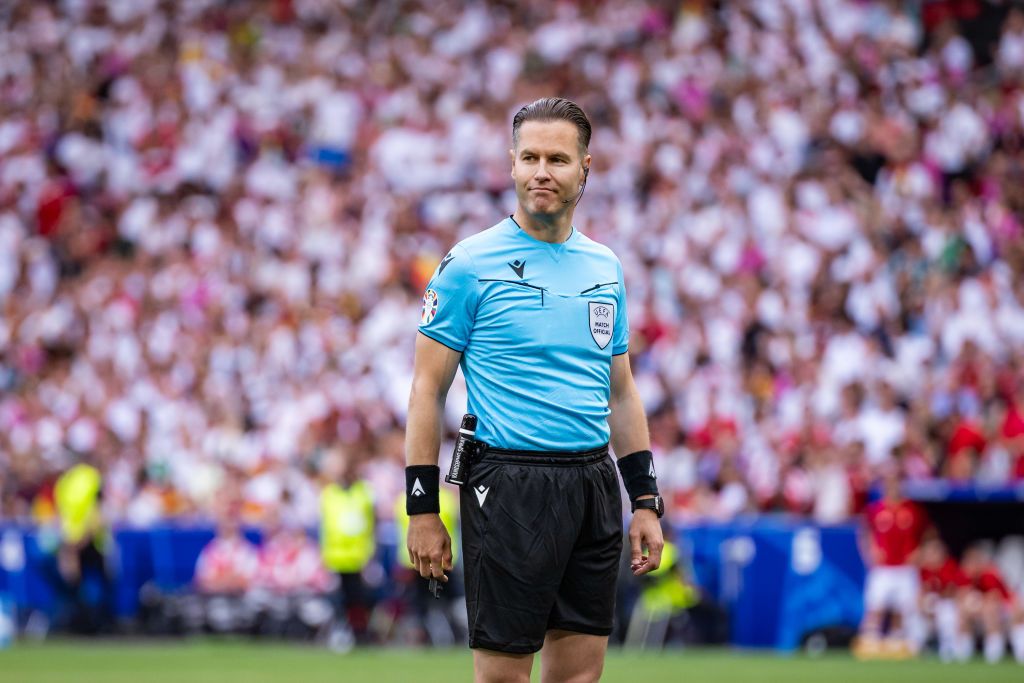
[628,505,664,576]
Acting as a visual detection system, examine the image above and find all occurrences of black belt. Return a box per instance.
[480,443,609,467]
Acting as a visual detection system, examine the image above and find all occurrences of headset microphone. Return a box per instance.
[561,166,590,205]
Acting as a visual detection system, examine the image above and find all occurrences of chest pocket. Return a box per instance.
[533,281,618,360]
[474,279,549,351]
[474,279,618,357]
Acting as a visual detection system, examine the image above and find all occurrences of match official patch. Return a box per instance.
[421,289,439,325]
[588,301,614,349]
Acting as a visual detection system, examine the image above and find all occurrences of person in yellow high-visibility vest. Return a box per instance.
[637,542,699,617]
[625,540,700,648]
[54,462,104,556]
[320,451,375,646]
[53,459,111,634]
[394,486,462,644]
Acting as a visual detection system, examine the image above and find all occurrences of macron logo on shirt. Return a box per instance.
[411,478,426,496]
[508,259,526,278]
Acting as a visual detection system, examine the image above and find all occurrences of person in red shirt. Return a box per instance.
[996,386,1024,479]
[247,510,336,638]
[193,506,260,633]
[256,516,334,596]
[960,544,1024,664]
[918,534,972,661]
[945,417,986,481]
[195,515,260,595]
[856,465,929,656]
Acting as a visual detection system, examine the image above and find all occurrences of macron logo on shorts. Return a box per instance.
[411,478,426,496]
[474,485,489,506]
[649,461,656,478]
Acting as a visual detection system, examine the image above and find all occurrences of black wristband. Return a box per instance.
[406,465,441,515]
[616,450,659,502]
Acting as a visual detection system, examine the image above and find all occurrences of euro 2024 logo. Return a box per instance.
[421,289,439,325]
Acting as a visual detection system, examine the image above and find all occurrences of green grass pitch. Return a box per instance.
[1,641,1021,682]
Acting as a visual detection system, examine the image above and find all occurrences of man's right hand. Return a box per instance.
[407,513,453,582]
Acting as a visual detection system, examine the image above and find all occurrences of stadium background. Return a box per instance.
[2,0,1024,678]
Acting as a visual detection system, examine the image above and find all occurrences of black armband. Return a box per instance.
[616,450,660,502]
[406,465,441,515]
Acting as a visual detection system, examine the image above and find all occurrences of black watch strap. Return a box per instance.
[631,495,665,518]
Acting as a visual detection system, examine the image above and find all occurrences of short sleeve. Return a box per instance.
[417,244,479,352]
[612,258,629,355]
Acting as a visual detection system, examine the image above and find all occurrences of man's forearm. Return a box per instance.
[405,384,445,467]
[608,387,650,457]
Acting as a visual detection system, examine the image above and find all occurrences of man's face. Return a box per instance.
[881,471,902,501]
[920,538,945,566]
[217,514,241,539]
[510,120,590,217]
[961,549,983,576]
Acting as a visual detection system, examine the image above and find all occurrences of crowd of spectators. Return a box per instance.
[2,0,1024,533]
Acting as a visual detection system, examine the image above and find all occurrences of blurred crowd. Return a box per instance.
[2,0,1024,532]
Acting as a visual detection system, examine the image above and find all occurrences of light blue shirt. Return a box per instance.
[418,217,629,451]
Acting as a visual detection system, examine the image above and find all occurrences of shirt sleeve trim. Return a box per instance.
[417,329,465,354]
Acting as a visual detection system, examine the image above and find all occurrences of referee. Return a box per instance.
[405,97,664,682]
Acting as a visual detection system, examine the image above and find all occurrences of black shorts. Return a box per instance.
[460,444,623,654]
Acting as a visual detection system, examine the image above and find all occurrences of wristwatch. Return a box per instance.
[631,495,665,518]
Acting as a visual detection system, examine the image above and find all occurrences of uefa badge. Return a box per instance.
[421,289,439,325]
[588,301,614,349]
